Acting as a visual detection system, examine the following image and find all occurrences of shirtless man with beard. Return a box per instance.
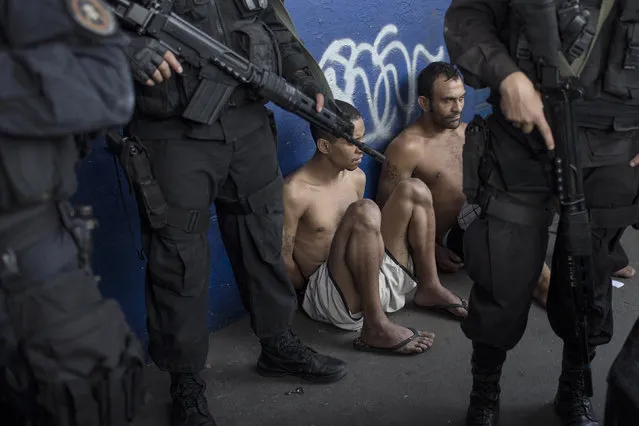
[376,62,551,306]
[282,100,468,355]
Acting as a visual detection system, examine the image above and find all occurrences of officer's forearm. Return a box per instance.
[0,45,134,137]
[444,0,519,90]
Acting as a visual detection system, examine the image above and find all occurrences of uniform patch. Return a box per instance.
[67,0,117,36]
[242,0,268,11]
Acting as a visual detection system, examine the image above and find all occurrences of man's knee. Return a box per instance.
[393,178,433,207]
[346,199,382,232]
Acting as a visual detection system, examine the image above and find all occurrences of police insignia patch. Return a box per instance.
[242,0,268,11]
[67,0,116,36]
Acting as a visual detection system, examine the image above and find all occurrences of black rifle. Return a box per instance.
[106,0,385,163]
[513,0,594,396]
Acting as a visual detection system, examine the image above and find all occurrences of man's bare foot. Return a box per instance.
[413,285,468,319]
[355,321,434,355]
[533,284,548,308]
[613,265,636,279]
[533,264,550,308]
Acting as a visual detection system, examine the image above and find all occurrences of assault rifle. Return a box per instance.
[105,0,385,163]
[513,0,594,396]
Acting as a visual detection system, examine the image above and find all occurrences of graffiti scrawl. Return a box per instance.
[319,24,446,143]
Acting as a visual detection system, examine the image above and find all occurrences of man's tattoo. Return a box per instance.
[386,162,401,185]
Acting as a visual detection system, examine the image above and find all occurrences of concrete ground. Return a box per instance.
[137,224,638,426]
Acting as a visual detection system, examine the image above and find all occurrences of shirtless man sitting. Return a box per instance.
[376,62,551,306]
[282,100,468,355]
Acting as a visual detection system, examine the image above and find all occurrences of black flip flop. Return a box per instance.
[416,294,468,321]
[352,327,431,356]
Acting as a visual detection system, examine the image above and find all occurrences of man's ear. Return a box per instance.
[317,138,331,155]
[417,95,429,112]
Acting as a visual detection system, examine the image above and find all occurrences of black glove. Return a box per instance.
[292,69,343,115]
[125,37,168,84]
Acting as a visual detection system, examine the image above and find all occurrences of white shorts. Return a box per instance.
[301,250,418,331]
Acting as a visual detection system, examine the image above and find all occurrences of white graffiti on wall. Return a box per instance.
[319,24,445,143]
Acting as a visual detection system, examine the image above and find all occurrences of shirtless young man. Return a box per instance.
[376,62,551,306]
[282,100,468,355]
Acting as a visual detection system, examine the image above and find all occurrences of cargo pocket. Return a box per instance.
[246,181,285,266]
[581,128,632,167]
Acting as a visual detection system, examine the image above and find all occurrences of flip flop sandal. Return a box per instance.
[417,294,468,321]
[352,327,430,356]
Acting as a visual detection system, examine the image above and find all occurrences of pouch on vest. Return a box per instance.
[603,0,639,102]
[463,115,489,204]
[232,19,281,75]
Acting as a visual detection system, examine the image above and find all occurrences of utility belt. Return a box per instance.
[462,115,639,230]
[105,133,210,235]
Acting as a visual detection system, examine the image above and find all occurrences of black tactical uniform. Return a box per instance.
[0,0,145,425]
[120,1,346,424]
[604,316,639,426]
[444,0,639,425]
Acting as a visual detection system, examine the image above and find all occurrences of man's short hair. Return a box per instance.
[310,99,362,144]
[417,62,462,100]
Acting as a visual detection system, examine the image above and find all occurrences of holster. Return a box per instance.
[105,132,209,235]
[462,115,490,204]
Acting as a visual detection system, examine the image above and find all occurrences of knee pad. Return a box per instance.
[2,268,146,426]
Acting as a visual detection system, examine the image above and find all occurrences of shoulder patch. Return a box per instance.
[66,0,117,36]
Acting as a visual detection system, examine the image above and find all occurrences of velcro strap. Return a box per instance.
[216,176,281,215]
[478,192,554,228]
[589,204,639,229]
[165,208,210,234]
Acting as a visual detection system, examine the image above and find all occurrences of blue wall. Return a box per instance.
[72,0,490,349]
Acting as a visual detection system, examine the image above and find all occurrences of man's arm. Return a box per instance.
[282,182,307,289]
[444,0,518,91]
[0,0,134,138]
[375,138,421,208]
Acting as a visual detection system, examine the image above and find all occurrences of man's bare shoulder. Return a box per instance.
[385,126,426,160]
[283,167,313,211]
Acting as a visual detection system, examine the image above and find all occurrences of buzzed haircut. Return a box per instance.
[417,62,462,100]
[310,99,362,144]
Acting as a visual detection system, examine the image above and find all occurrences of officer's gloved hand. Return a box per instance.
[292,69,332,113]
[125,37,183,86]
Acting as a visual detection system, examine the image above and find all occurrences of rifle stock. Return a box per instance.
[107,0,386,163]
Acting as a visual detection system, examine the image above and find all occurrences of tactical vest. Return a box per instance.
[513,0,639,130]
[133,0,281,121]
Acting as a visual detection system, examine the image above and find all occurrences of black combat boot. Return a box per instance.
[554,352,599,426]
[466,343,506,426]
[170,373,217,426]
[257,329,347,383]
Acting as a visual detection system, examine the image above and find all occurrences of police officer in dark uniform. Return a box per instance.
[443,0,639,425]
[0,0,145,425]
[604,316,639,426]
[119,1,347,425]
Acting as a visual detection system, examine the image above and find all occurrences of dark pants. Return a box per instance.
[604,317,639,425]
[462,112,639,354]
[137,110,296,373]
